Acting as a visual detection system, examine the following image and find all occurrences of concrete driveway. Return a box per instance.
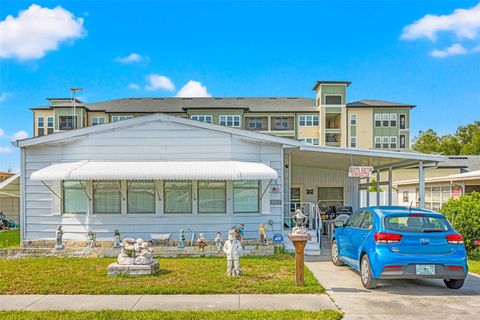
[306,256,480,320]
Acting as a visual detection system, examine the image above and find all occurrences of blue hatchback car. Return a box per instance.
[331,206,468,289]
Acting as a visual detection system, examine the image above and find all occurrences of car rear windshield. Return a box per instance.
[384,215,451,233]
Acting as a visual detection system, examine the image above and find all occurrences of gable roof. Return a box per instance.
[347,99,416,108]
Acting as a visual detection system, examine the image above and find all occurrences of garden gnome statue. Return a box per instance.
[86,231,96,249]
[197,233,207,252]
[113,229,121,248]
[55,225,64,250]
[223,229,243,276]
[177,229,186,248]
[214,232,223,251]
[239,224,245,240]
[259,223,267,244]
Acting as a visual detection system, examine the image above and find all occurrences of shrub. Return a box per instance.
[440,192,480,252]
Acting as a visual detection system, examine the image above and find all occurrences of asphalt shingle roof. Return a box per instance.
[346,99,416,108]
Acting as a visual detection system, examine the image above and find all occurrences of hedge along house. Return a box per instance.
[13,113,443,251]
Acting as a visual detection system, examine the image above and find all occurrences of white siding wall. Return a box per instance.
[22,120,284,241]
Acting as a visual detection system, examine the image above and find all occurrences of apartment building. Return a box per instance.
[31,81,414,150]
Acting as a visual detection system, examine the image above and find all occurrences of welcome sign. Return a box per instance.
[348,166,374,178]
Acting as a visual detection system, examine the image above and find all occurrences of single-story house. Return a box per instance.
[13,113,444,249]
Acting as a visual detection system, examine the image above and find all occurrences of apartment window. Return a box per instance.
[63,181,87,214]
[374,114,382,127]
[399,114,406,129]
[164,181,192,214]
[299,115,318,127]
[382,136,389,148]
[248,117,264,130]
[390,136,397,149]
[219,115,240,127]
[273,117,289,130]
[400,134,406,149]
[300,138,319,145]
[390,114,397,127]
[350,136,357,148]
[93,181,121,214]
[198,181,226,213]
[191,115,212,123]
[325,95,342,105]
[374,136,382,148]
[37,117,45,136]
[92,117,105,125]
[233,180,260,213]
[111,116,134,122]
[350,114,357,126]
[403,191,409,203]
[382,114,389,127]
[127,181,155,214]
[59,116,76,130]
[47,117,54,134]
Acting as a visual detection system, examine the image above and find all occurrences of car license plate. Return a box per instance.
[416,264,435,275]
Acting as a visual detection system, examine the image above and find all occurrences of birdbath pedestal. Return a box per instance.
[288,233,312,286]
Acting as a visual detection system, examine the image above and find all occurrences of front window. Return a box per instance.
[127,181,155,214]
[92,117,105,125]
[325,95,342,105]
[37,117,44,136]
[350,114,357,126]
[93,181,121,214]
[385,215,450,233]
[233,180,259,213]
[317,187,344,208]
[164,181,192,214]
[59,116,76,130]
[63,181,87,214]
[191,115,212,123]
[219,115,240,127]
[47,117,54,134]
[111,116,134,122]
[198,181,226,213]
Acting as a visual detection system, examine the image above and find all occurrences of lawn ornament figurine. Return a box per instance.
[55,225,64,250]
[292,208,309,235]
[86,231,96,249]
[197,233,207,252]
[113,230,121,248]
[223,229,243,276]
[214,232,223,251]
[259,223,267,244]
[108,237,159,276]
[177,229,186,248]
[239,224,245,240]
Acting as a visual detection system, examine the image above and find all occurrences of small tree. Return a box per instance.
[369,179,382,192]
[440,192,480,252]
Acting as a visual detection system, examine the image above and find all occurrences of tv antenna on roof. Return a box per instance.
[70,87,83,129]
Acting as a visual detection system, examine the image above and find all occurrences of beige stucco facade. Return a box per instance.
[348,108,373,149]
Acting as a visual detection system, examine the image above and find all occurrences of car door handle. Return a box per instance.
[362,235,367,239]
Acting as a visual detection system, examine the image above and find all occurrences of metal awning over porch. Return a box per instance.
[30,160,278,181]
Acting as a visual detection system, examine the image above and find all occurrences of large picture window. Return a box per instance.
[127,181,155,214]
[198,181,226,213]
[93,181,121,214]
[164,181,192,214]
[219,115,240,127]
[63,181,87,214]
[233,180,260,213]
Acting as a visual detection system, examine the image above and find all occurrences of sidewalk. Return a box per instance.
[0,294,337,311]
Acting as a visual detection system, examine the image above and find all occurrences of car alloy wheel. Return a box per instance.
[331,240,344,266]
[360,254,378,289]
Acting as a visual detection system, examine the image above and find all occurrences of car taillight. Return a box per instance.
[446,233,464,244]
[408,213,424,217]
[374,232,403,244]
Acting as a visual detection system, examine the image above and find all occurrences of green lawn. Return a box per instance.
[469,257,480,274]
[0,256,323,294]
[0,310,342,320]
[0,229,20,248]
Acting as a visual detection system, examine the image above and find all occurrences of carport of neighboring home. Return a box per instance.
[12,113,443,245]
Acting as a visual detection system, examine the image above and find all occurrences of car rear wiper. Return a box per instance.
[422,228,444,233]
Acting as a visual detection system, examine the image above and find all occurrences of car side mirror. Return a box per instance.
[334,221,346,228]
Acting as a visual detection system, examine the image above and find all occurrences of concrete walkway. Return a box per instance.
[306,255,480,320]
[0,294,336,311]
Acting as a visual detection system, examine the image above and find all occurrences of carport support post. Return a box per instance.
[388,166,393,206]
[366,177,370,206]
[376,170,380,206]
[419,161,425,208]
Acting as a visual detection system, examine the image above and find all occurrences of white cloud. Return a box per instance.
[145,74,175,91]
[0,129,4,137]
[430,43,468,58]
[401,3,480,41]
[128,83,140,90]
[115,53,148,64]
[176,80,211,98]
[11,130,29,141]
[0,4,85,60]
[0,147,12,154]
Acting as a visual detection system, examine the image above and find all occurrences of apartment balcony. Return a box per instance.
[325,133,341,147]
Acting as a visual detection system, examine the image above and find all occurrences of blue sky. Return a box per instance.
[1,0,479,171]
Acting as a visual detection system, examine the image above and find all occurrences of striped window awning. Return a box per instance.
[30,160,278,181]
